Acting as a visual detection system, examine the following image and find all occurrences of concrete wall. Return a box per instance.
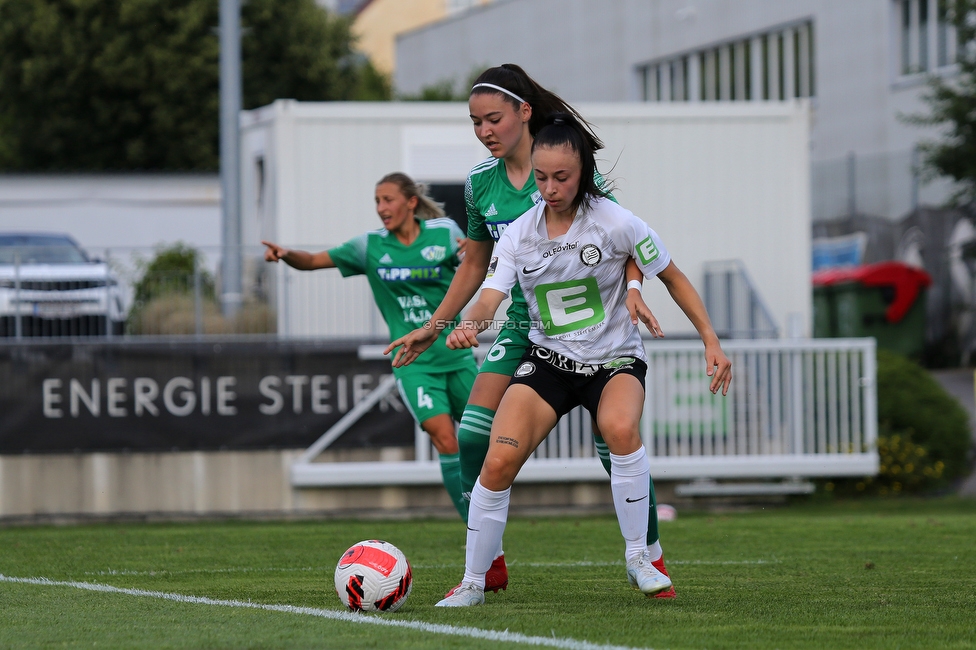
[0,174,221,251]
[0,449,617,520]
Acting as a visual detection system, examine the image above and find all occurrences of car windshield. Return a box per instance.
[0,235,90,264]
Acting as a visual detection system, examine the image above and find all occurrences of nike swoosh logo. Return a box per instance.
[522,265,544,274]
[466,526,479,532]
[625,495,648,503]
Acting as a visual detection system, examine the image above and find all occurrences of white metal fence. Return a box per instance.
[291,338,879,487]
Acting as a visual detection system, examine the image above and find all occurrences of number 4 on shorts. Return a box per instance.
[417,387,434,410]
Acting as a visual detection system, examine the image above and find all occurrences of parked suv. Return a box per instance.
[0,233,125,337]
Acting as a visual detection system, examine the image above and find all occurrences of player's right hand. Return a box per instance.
[445,322,480,350]
[385,324,439,367]
[262,240,287,262]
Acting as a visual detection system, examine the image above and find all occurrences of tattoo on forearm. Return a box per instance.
[496,436,519,448]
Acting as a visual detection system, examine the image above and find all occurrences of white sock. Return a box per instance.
[610,447,651,563]
[647,540,663,562]
[463,478,511,588]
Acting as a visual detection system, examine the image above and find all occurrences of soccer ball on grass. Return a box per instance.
[334,540,412,612]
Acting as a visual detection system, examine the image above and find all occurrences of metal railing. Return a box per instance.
[0,244,365,340]
[291,338,879,486]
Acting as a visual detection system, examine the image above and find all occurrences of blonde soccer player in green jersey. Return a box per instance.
[435,112,731,607]
[262,172,476,519]
[386,64,666,598]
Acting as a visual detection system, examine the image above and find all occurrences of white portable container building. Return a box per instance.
[240,100,811,339]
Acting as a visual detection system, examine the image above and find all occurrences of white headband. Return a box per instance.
[471,83,527,105]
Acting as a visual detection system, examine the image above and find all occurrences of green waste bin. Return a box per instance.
[812,261,931,358]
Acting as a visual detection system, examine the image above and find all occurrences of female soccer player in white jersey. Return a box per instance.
[262,172,477,519]
[385,64,663,598]
[433,113,732,607]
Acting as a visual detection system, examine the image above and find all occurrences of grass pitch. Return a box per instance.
[1,497,975,649]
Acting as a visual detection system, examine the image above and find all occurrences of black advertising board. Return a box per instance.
[0,338,414,453]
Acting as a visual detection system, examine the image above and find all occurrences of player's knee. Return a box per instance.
[597,421,641,454]
[480,454,516,489]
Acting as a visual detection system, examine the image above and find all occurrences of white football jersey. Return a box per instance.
[482,196,671,364]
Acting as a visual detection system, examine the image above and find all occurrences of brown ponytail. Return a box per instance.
[377,172,445,220]
[469,63,603,148]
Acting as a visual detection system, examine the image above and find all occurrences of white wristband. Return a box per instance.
[627,280,642,292]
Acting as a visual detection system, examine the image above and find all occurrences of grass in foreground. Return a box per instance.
[0,497,974,649]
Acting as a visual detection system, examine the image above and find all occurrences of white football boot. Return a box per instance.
[626,550,673,596]
[435,582,485,607]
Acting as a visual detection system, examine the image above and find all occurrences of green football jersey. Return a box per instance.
[465,157,540,323]
[329,217,475,377]
[465,157,615,323]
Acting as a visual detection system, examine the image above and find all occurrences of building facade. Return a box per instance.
[396,0,959,222]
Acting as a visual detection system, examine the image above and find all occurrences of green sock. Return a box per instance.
[457,405,495,523]
[647,475,660,545]
[593,433,612,474]
[438,452,466,520]
[594,432,659,543]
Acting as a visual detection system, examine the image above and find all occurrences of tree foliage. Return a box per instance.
[0,0,389,171]
[912,0,976,204]
[131,242,214,308]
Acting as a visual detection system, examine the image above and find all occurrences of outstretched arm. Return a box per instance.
[657,261,732,395]
[262,240,336,270]
[385,238,494,366]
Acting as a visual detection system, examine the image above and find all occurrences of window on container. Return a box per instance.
[427,184,467,233]
[255,156,266,212]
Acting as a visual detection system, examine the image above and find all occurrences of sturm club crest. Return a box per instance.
[514,362,536,377]
[580,244,602,267]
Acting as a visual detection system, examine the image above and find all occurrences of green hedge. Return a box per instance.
[827,349,973,495]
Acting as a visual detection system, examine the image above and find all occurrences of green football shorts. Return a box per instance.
[478,322,532,377]
[396,362,477,424]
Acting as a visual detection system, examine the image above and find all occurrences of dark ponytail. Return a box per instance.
[532,113,611,214]
[470,64,604,145]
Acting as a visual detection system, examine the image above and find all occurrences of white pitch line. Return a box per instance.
[0,574,648,650]
[83,559,779,577]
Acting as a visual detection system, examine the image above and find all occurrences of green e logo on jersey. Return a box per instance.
[636,235,660,265]
[535,278,605,336]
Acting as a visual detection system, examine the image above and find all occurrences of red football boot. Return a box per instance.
[651,555,676,599]
[484,554,509,593]
[444,555,509,597]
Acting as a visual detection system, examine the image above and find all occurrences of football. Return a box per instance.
[334,540,413,612]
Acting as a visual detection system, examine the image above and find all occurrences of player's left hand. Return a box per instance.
[704,343,732,396]
[626,286,664,338]
[456,237,468,261]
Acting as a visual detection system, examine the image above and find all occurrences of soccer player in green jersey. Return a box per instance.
[262,172,476,519]
[386,64,665,598]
